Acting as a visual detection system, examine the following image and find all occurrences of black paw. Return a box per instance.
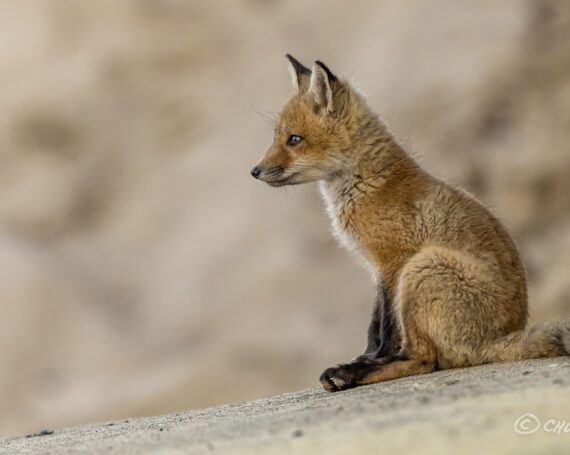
[319,359,375,392]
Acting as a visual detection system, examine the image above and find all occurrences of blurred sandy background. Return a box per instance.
[0,0,569,437]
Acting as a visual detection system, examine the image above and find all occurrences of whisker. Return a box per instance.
[266,166,284,177]
[244,104,278,127]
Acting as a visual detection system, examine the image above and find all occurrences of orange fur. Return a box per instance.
[252,56,570,392]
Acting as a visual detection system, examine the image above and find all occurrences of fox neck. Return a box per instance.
[321,114,421,207]
[318,116,424,277]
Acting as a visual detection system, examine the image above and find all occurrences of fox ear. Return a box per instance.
[308,60,337,112]
[286,54,311,93]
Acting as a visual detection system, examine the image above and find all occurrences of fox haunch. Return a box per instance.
[251,55,570,392]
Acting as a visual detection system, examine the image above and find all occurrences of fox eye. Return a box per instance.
[286,135,303,146]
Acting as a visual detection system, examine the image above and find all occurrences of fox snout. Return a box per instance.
[250,166,261,179]
[249,164,289,186]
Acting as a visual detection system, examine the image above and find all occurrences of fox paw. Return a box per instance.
[319,359,376,392]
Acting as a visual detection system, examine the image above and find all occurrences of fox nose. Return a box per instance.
[250,166,261,179]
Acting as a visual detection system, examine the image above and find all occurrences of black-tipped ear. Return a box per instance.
[286,54,311,93]
[308,60,338,112]
[315,61,337,83]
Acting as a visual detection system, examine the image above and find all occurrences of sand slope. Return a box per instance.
[2,358,569,454]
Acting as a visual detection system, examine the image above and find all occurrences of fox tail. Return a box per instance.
[481,318,570,363]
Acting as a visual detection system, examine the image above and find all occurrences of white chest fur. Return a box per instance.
[319,181,353,248]
[318,181,377,278]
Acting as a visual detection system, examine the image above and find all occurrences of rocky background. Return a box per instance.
[1,0,569,437]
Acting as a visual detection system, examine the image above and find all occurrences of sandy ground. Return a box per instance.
[1,0,569,436]
[2,357,569,454]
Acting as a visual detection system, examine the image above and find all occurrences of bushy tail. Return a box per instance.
[481,318,570,363]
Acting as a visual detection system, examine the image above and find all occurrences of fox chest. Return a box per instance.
[319,182,376,275]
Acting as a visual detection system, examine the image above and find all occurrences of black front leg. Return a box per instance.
[319,281,400,392]
[363,282,397,358]
[364,293,382,354]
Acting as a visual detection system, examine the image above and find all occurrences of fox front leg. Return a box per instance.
[363,283,397,358]
[320,282,400,391]
[320,354,435,392]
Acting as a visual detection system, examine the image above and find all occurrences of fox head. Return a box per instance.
[251,55,367,187]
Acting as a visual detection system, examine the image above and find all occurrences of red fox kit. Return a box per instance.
[251,55,570,392]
